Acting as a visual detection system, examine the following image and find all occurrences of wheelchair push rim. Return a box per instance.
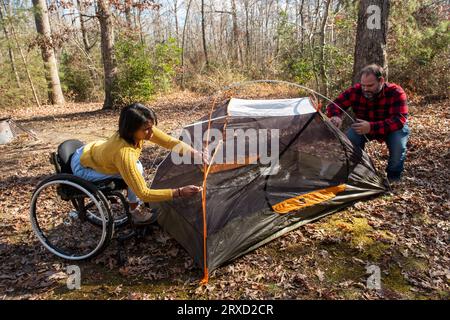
[78,190,129,228]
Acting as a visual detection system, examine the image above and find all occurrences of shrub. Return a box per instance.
[60,51,100,102]
[113,37,181,106]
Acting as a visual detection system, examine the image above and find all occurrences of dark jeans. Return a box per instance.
[346,124,410,181]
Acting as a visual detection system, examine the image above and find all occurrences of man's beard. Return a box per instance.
[363,85,383,100]
[363,91,375,100]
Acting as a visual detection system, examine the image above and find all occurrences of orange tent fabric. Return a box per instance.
[272,184,346,214]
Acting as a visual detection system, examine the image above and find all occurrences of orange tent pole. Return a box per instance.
[200,96,219,284]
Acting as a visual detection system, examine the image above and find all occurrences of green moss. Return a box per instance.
[325,260,365,284]
[380,194,394,201]
[412,211,432,225]
[321,216,395,260]
[340,290,363,299]
[383,266,413,298]
[319,245,365,296]
[403,256,429,273]
[51,279,191,300]
[48,264,193,300]
[266,283,283,296]
[436,289,450,300]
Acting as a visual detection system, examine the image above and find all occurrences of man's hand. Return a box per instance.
[173,185,203,198]
[330,116,343,128]
[351,119,371,135]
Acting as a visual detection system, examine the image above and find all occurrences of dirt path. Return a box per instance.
[0,93,448,300]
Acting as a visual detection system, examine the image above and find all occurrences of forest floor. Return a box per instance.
[0,88,449,300]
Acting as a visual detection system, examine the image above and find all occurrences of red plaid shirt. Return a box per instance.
[326,82,408,141]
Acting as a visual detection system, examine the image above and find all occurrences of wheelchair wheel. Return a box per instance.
[78,190,129,228]
[30,174,113,260]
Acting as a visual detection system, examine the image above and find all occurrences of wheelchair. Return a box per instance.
[30,139,149,262]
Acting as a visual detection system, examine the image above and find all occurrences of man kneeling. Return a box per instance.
[326,64,410,182]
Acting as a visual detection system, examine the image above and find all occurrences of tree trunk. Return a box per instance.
[299,0,305,52]
[231,0,242,67]
[318,0,332,96]
[76,0,99,82]
[6,11,41,107]
[307,0,321,91]
[201,0,209,68]
[0,4,21,88]
[97,0,117,109]
[76,0,92,53]
[152,7,162,43]
[31,0,65,105]
[181,0,192,88]
[243,0,250,67]
[138,7,145,45]
[173,0,179,43]
[124,0,133,28]
[353,0,390,84]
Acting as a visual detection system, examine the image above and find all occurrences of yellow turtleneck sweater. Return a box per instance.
[80,127,192,202]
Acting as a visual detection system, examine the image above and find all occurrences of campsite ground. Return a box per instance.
[0,88,449,300]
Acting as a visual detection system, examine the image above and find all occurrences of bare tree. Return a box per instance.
[75,0,99,82]
[0,3,20,88]
[201,0,209,68]
[76,0,93,54]
[31,0,65,105]
[181,0,193,88]
[97,0,117,109]
[243,0,251,66]
[318,0,332,96]
[230,0,242,66]
[2,1,40,107]
[0,0,400,106]
[173,0,179,42]
[353,0,390,83]
[124,0,133,28]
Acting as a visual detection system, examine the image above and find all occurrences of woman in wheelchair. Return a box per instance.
[70,103,205,225]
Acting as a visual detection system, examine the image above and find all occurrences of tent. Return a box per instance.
[0,117,37,144]
[151,97,387,281]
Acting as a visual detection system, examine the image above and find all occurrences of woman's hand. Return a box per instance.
[173,185,203,198]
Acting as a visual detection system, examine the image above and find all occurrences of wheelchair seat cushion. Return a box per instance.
[57,139,84,173]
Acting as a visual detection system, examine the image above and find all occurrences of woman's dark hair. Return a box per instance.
[118,103,158,145]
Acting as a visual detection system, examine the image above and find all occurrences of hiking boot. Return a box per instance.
[130,204,158,225]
